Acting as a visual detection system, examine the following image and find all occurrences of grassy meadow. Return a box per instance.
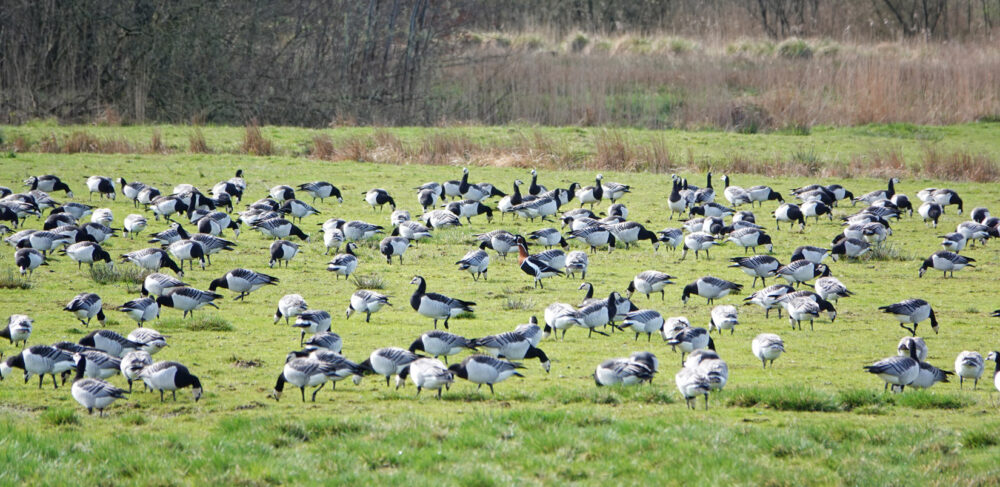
[1,125,1000,484]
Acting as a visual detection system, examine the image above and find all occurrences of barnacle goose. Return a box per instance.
[456,249,490,281]
[475,230,517,259]
[939,232,966,253]
[813,277,852,302]
[726,228,773,254]
[139,361,203,402]
[86,176,116,200]
[274,294,308,325]
[956,221,998,246]
[73,350,122,379]
[269,240,300,268]
[729,255,781,287]
[776,260,830,287]
[298,181,342,203]
[752,333,784,368]
[528,169,547,195]
[575,292,623,338]
[90,208,113,226]
[359,347,420,387]
[709,305,739,335]
[150,195,189,222]
[339,220,384,241]
[448,355,524,395]
[722,175,752,206]
[168,239,207,271]
[397,220,432,242]
[680,232,720,260]
[25,175,73,196]
[955,351,984,389]
[0,345,75,388]
[879,299,938,336]
[140,272,187,297]
[279,199,320,222]
[667,179,688,219]
[544,303,583,340]
[802,200,833,221]
[14,248,46,276]
[790,245,829,264]
[304,332,343,353]
[326,242,359,279]
[409,330,476,364]
[575,175,604,208]
[604,221,658,250]
[511,196,558,222]
[743,284,794,318]
[774,203,806,230]
[120,350,153,393]
[380,234,411,264]
[676,366,712,409]
[346,290,391,322]
[656,228,683,251]
[70,357,127,416]
[1,314,32,349]
[148,222,191,245]
[864,340,920,392]
[209,268,279,301]
[418,188,440,212]
[472,332,550,372]
[155,287,223,319]
[930,189,964,214]
[830,237,871,261]
[896,337,928,362]
[665,326,714,365]
[117,297,159,327]
[364,188,397,212]
[127,328,168,355]
[625,271,675,300]
[909,362,952,389]
[748,185,784,207]
[446,199,494,224]
[689,202,734,219]
[122,214,147,239]
[619,309,664,342]
[252,218,310,242]
[918,250,974,278]
[123,248,183,276]
[321,225,345,256]
[685,349,728,392]
[681,277,742,305]
[853,178,898,206]
[515,236,563,288]
[563,250,588,279]
[782,296,833,331]
[410,276,475,329]
[391,209,411,227]
[540,182,580,207]
[292,310,331,346]
[989,352,1000,395]
[594,352,657,386]
[269,185,296,202]
[398,358,454,398]
[64,293,105,327]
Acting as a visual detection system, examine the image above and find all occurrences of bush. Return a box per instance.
[90,265,149,285]
[353,273,385,290]
[189,127,210,153]
[569,33,589,53]
[777,37,813,59]
[242,120,273,156]
[727,103,773,134]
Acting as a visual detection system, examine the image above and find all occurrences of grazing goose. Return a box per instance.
[209,268,279,301]
[971,207,991,223]
[139,361,203,402]
[728,255,781,287]
[303,332,343,354]
[422,209,462,229]
[416,181,444,200]
[90,208,113,226]
[918,250,974,278]
[909,362,952,389]
[726,228,773,254]
[285,349,363,390]
[279,199,320,222]
[346,290,391,322]
[917,201,943,227]
[269,240,300,268]
[128,328,168,355]
[776,260,830,287]
[122,214,147,239]
[380,234,411,264]
[528,228,567,249]
[544,303,584,340]
[339,220,384,241]
[364,189,397,212]
[59,241,109,270]
[864,340,920,392]
[594,353,657,386]
[297,182,342,203]
[86,176,116,200]
[64,293,105,327]
[398,358,454,398]
[117,297,159,327]
[448,355,524,395]
[44,213,77,230]
[513,317,545,347]
[576,292,622,338]
[722,175,751,206]
[456,249,490,281]
[418,188,440,212]
[19,231,72,256]
[120,350,153,393]
[681,277,742,305]
[782,297,830,331]
[148,223,191,245]
[359,347,420,387]
[625,271,675,300]
[409,330,476,364]
[564,250,588,279]
[168,239,207,271]
[274,294,308,325]
[774,204,806,230]
[689,202,734,219]
[515,236,563,288]
[989,352,1000,395]
[79,330,143,357]
[70,358,127,416]
[0,345,75,388]
[620,309,664,342]
[709,305,739,335]
[939,232,966,253]
[496,179,526,217]
[25,175,73,196]
[269,185,295,202]
[149,195,189,222]
[955,351,985,389]
[956,221,998,246]
[252,218,310,241]
[475,230,518,259]
[326,243,359,279]
[446,199,494,224]
[676,366,712,410]
[743,284,796,318]
[155,287,222,318]
[540,183,580,207]
[1,314,32,349]
[813,277,852,303]
[80,222,115,244]
[829,237,871,261]
[472,332,550,372]
[409,276,475,329]
[685,350,728,391]
[604,221,659,250]
[680,232,719,260]
[853,178,898,206]
[896,337,928,362]
[747,185,784,207]
[140,272,187,297]
[73,350,122,379]
[752,333,784,368]
[271,357,345,402]
[396,220,432,242]
[666,326,714,365]
[511,197,558,222]
[889,194,913,217]
[575,175,604,208]
[879,299,938,336]
[14,248,46,276]
[931,189,964,214]
[802,200,833,221]
[391,209,411,226]
[321,226,345,256]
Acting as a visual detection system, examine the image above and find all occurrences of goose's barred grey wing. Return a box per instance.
[864,356,916,375]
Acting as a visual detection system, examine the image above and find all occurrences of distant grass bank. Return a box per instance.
[3,121,1000,181]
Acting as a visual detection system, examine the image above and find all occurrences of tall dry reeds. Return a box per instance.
[241,120,273,156]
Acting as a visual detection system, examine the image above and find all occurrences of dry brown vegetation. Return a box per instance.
[241,121,273,156]
[188,128,210,153]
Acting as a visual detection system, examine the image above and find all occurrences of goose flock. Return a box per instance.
[2,166,1000,417]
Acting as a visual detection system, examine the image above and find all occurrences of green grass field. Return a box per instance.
[2,126,1000,485]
